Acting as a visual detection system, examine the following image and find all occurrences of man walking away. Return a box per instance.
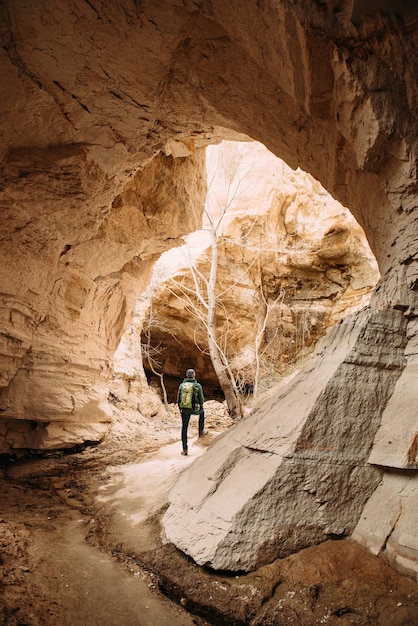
[177,368,206,456]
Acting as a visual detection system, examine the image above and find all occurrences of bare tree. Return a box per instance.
[141,329,169,407]
[146,142,328,414]
[252,284,286,400]
[167,251,244,417]
[163,145,260,418]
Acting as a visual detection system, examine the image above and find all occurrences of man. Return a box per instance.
[177,368,206,456]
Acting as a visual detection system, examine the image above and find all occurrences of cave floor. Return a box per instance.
[1,403,417,626]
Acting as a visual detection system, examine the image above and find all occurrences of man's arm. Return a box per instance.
[197,383,204,406]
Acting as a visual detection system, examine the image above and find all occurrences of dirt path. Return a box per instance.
[93,441,206,554]
[1,402,418,626]
[1,429,211,626]
[28,509,194,626]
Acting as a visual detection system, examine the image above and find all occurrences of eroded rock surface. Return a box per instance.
[0,146,207,450]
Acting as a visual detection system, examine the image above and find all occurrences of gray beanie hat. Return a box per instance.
[186,368,195,378]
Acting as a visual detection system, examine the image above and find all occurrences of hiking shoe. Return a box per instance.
[198,430,208,437]
[181,450,188,456]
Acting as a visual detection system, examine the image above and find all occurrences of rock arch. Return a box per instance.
[0,1,417,577]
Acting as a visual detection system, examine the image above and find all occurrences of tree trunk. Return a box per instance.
[206,227,243,418]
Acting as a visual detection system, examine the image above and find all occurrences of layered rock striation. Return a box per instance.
[0,146,207,450]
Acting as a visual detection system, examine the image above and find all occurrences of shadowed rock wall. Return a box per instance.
[0,0,417,579]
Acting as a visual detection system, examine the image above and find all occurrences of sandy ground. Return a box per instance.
[1,401,418,626]
[0,402,229,626]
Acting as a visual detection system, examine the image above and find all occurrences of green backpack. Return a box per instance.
[179,381,198,410]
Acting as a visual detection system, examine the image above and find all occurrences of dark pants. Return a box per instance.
[181,408,205,451]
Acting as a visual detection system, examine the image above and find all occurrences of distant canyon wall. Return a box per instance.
[136,141,378,399]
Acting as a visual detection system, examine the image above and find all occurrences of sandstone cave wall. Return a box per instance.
[0,0,417,580]
[0,146,207,450]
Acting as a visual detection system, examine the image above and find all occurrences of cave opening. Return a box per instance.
[114,139,380,413]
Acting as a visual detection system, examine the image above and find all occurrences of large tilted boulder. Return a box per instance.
[163,307,409,571]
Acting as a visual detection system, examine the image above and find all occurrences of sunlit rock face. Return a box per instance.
[0,145,207,450]
[0,0,417,580]
[139,141,378,399]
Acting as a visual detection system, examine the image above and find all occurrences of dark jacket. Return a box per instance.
[177,377,204,412]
